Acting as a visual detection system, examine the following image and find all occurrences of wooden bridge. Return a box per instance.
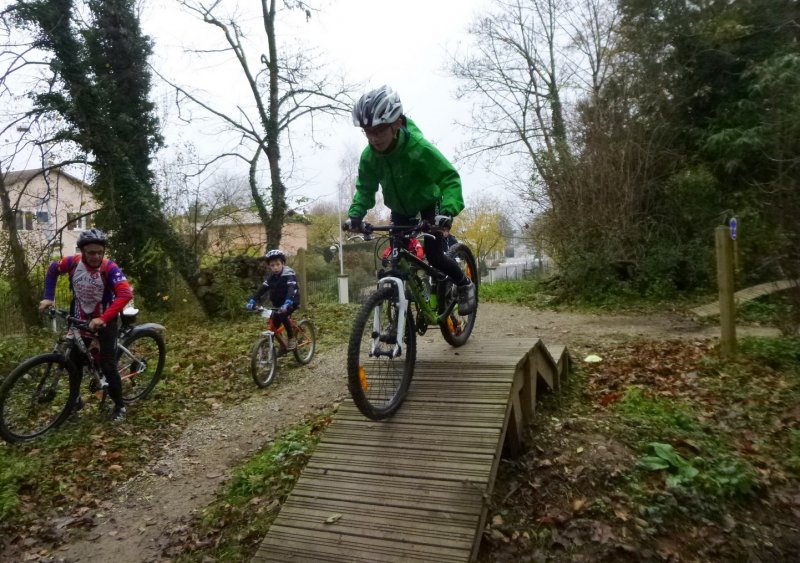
[252,337,570,563]
[690,279,798,318]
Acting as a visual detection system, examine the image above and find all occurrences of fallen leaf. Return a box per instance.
[108,465,123,472]
[572,498,586,512]
[325,513,343,524]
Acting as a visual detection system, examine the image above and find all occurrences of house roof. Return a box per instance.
[207,209,309,228]
[2,168,90,188]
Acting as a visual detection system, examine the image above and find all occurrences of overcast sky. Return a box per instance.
[142,0,500,208]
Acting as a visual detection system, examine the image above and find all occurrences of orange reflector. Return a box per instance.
[358,366,369,391]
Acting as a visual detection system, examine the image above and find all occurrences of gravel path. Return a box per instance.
[52,303,777,562]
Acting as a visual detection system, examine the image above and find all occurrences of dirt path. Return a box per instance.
[53,304,778,562]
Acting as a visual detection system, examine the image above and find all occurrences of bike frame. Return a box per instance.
[369,225,458,357]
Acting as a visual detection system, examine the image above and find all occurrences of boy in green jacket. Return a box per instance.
[344,85,477,315]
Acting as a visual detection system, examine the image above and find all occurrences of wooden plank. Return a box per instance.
[255,525,467,563]
[308,448,492,484]
[690,278,799,317]
[291,467,484,514]
[253,338,570,563]
[272,497,477,548]
[336,401,507,428]
[324,422,501,454]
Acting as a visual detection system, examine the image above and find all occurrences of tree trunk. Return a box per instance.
[0,173,41,330]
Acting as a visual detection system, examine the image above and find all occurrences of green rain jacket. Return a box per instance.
[348,117,465,219]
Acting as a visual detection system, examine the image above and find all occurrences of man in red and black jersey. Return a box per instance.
[39,228,133,421]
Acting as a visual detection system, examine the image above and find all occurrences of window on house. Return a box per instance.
[36,211,50,223]
[15,211,34,231]
[66,213,94,230]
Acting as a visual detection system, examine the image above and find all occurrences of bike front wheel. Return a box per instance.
[251,337,278,388]
[292,320,317,365]
[118,329,166,403]
[0,353,76,443]
[347,286,416,420]
[439,242,479,347]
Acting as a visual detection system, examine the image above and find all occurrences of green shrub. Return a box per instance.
[0,454,39,522]
[739,336,800,370]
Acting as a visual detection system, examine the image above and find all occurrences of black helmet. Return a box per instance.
[77,228,107,249]
[265,249,286,263]
[352,85,403,128]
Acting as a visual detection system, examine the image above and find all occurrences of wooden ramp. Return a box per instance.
[252,337,569,563]
[691,279,798,317]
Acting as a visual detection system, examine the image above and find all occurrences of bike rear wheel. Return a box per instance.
[347,286,416,420]
[292,320,317,365]
[0,353,76,443]
[251,337,278,388]
[439,242,479,347]
[118,329,166,403]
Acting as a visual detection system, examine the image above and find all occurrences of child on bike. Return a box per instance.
[38,228,133,422]
[246,249,301,349]
[343,85,477,315]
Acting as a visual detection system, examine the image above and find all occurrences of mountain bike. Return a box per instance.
[0,307,166,443]
[249,307,316,388]
[346,221,479,420]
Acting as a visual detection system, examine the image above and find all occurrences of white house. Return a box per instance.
[1,168,98,259]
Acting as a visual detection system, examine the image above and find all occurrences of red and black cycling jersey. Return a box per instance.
[43,254,133,324]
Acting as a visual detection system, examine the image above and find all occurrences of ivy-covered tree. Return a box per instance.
[10,0,204,309]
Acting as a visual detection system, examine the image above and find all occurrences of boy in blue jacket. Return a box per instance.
[247,250,300,349]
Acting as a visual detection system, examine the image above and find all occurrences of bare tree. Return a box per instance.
[449,0,571,178]
[448,0,618,209]
[167,0,355,249]
[0,18,71,329]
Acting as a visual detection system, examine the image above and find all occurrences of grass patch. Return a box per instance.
[479,278,711,314]
[480,278,548,305]
[0,302,356,547]
[739,335,800,370]
[171,411,333,562]
[614,387,702,440]
[737,293,796,328]
[0,451,40,522]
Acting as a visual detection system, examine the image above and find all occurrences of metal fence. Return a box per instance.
[304,275,377,305]
[481,258,552,284]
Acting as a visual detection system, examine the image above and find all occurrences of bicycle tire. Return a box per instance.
[251,337,278,388]
[292,320,317,365]
[347,286,416,420]
[118,329,166,403]
[439,242,479,347]
[0,353,76,443]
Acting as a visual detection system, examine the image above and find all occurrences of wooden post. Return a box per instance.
[296,247,307,313]
[715,226,737,358]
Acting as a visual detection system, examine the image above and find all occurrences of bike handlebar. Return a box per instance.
[342,221,444,237]
[246,306,280,313]
[46,307,94,332]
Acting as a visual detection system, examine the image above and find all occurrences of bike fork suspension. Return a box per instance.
[370,277,408,359]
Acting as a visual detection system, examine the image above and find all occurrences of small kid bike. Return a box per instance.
[0,307,166,443]
[249,307,316,388]
[346,221,479,420]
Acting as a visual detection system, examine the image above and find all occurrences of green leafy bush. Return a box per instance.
[739,336,800,370]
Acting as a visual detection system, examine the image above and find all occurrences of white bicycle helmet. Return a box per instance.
[352,85,404,128]
[265,249,286,263]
